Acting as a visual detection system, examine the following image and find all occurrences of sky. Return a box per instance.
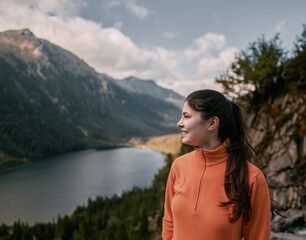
[0,0,305,96]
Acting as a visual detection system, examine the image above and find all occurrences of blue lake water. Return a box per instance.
[0,147,165,225]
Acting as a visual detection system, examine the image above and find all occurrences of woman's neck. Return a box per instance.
[198,137,222,150]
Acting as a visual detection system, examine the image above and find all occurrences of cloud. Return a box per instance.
[184,33,227,62]
[197,47,236,80]
[0,0,237,96]
[163,31,179,39]
[157,47,179,71]
[275,20,286,34]
[273,20,287,36]
[106,0,121,8]
[123,0,149,19]
[153,34,237,95]
[113,21,123,29]
[4,0,87,16]
[106,0,149,19]
[158,78,223,97]
[0,1,154,76]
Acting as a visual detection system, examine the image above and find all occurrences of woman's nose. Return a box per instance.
[177,118,183,128]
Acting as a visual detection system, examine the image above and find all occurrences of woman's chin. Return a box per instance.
[181,138,190,145]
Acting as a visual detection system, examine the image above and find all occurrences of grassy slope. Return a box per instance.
[133,133,182,155]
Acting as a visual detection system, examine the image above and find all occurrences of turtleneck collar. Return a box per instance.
[194,141,229,166]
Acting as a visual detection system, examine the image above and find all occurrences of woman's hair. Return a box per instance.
[186,89,262,225]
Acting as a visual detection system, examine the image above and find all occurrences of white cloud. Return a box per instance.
[184,33,228,62]
[106,0,149,19]
[195,33,226,52]
[123,0,149,19]
[197,47,236,80]
[158,78,222,98]
[0,0,237,96]
[157,47,179,71]
[4,0,87,16]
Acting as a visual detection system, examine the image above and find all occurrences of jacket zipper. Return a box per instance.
[194,149,207,211]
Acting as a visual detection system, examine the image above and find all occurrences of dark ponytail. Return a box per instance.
[186,90,263,225]
[221,101,260,224]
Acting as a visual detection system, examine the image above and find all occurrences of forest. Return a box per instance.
[0,25,305,239]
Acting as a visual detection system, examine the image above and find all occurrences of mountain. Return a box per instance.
[109,75,184,104]
[0,29,180,168]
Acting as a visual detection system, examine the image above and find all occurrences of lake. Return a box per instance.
[0,147,165,225]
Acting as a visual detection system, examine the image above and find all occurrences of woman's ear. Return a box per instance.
[208,116,219,131]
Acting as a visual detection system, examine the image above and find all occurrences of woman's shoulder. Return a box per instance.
[247,161,267,184]
[172,150,196,167]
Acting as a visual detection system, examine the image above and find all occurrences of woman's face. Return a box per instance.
[177,101,211,148]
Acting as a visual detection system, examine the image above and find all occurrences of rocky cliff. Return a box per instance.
[248,92,306,233]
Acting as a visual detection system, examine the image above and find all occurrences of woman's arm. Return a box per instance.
[162,167,175,240]
[242,171,271,240]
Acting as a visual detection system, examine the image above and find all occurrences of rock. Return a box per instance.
[268,170,295,188]
[273,186,304,209]
[272,209,306,233]
[270,231,306,240]
[248,93,306,234]
[267,140,298,172]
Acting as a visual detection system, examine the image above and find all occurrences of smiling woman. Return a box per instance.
[177,101,221,150]
[162,89,272,240]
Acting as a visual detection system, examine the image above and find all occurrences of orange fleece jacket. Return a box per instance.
[162,142,271,240]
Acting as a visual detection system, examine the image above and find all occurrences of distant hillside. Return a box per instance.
[0,29,180,168]
[109,75,184,103]
[133,133,182,155]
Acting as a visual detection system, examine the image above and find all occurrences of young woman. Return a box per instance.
[162,89,271,240]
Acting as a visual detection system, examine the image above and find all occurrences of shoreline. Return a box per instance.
[0,143,129,171]
[0,133,182,171]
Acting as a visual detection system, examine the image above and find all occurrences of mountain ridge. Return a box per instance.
[0,29,181,168]
[109,75,184,103]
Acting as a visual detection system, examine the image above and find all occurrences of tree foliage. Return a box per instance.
[286,24,306,92]
[217,25,306,141]
[216,26,306,113]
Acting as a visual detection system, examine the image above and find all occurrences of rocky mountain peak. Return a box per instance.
[0,29,43,58]
[0,29,100,78]
[0,29,41,50]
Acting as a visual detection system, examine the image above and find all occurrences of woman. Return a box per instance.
[162,89,271,240]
